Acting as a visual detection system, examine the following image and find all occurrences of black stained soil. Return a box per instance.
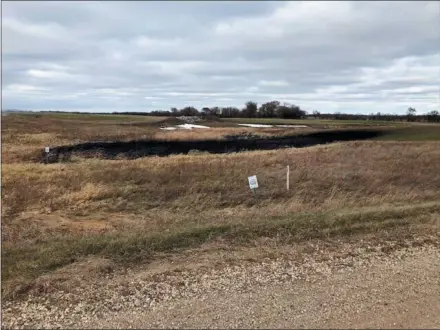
[40,129,385,163]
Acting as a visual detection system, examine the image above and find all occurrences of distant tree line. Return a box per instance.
[38,101,440,123]
[116,103,439,123]
[118,101,307,119]
[315,108,439,123]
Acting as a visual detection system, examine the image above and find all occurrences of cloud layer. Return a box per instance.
[2,1,439,114]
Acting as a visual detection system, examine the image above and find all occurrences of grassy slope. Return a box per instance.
[2,113,440,298]
[3,201,439,293]
[3,140,440,297]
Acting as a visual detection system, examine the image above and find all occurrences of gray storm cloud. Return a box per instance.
[2,1,439,114]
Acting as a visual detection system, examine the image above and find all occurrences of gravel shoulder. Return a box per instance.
[2,239,440,329]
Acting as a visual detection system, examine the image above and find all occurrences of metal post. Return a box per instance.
[287,165,290,191]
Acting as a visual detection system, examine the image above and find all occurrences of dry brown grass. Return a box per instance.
[1,114,313,163]
[2,113,440,299]
[3,141,440,241]
[2,115,158,163]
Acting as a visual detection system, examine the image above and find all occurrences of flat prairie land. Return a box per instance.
[2,113,440,328]
[222,117,408,127]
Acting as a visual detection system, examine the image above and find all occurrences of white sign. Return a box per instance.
[248,175,258,189]
[45,147,50,153]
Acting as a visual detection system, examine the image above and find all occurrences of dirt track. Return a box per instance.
[2,241,440,329]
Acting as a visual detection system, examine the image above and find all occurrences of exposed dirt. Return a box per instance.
[2,236,439,329]
[40,129,384,163]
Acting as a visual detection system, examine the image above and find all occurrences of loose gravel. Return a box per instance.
[2,240,440,329]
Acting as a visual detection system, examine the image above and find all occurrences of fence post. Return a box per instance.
[287,165,290,191]
[45,147,50,164]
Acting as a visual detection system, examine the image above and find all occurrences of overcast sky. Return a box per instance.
[2,1,440,114]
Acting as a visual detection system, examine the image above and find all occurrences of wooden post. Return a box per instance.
[287,165,290,191]
[45,147,50,164]
[252,188,258,199]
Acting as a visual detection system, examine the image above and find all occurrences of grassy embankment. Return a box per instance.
[2,113,440,298]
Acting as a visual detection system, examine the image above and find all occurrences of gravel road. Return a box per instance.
[2,240,440,329]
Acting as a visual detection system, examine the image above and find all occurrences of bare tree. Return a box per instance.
[407,107,416,122]
[243,101,258,118]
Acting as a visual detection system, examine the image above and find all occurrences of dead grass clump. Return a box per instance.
[59,182,115,207]
[5,257,115,299]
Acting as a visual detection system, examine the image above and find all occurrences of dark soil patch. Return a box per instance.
[39,129,385,163]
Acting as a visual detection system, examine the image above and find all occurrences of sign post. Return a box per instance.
[44,147,50,164]
[248,175,259,198]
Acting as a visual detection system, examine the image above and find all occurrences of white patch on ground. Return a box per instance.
[275,125,309,128]
[237,124,309,128]
[237,124,274,128]
[160,122,308,131]
[161,124,210,130]
[176,124,210,129]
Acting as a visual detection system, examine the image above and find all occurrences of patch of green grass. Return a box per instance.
[222,117,407,127]
[377,126,440,141]
[3,201,439,298]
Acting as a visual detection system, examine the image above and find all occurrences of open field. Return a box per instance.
[10,112,168,122]
[222,117,409,127]
[1,114,312,163]
[2,113,440,328]
[375,126,440,141]
[2,113,440,164]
